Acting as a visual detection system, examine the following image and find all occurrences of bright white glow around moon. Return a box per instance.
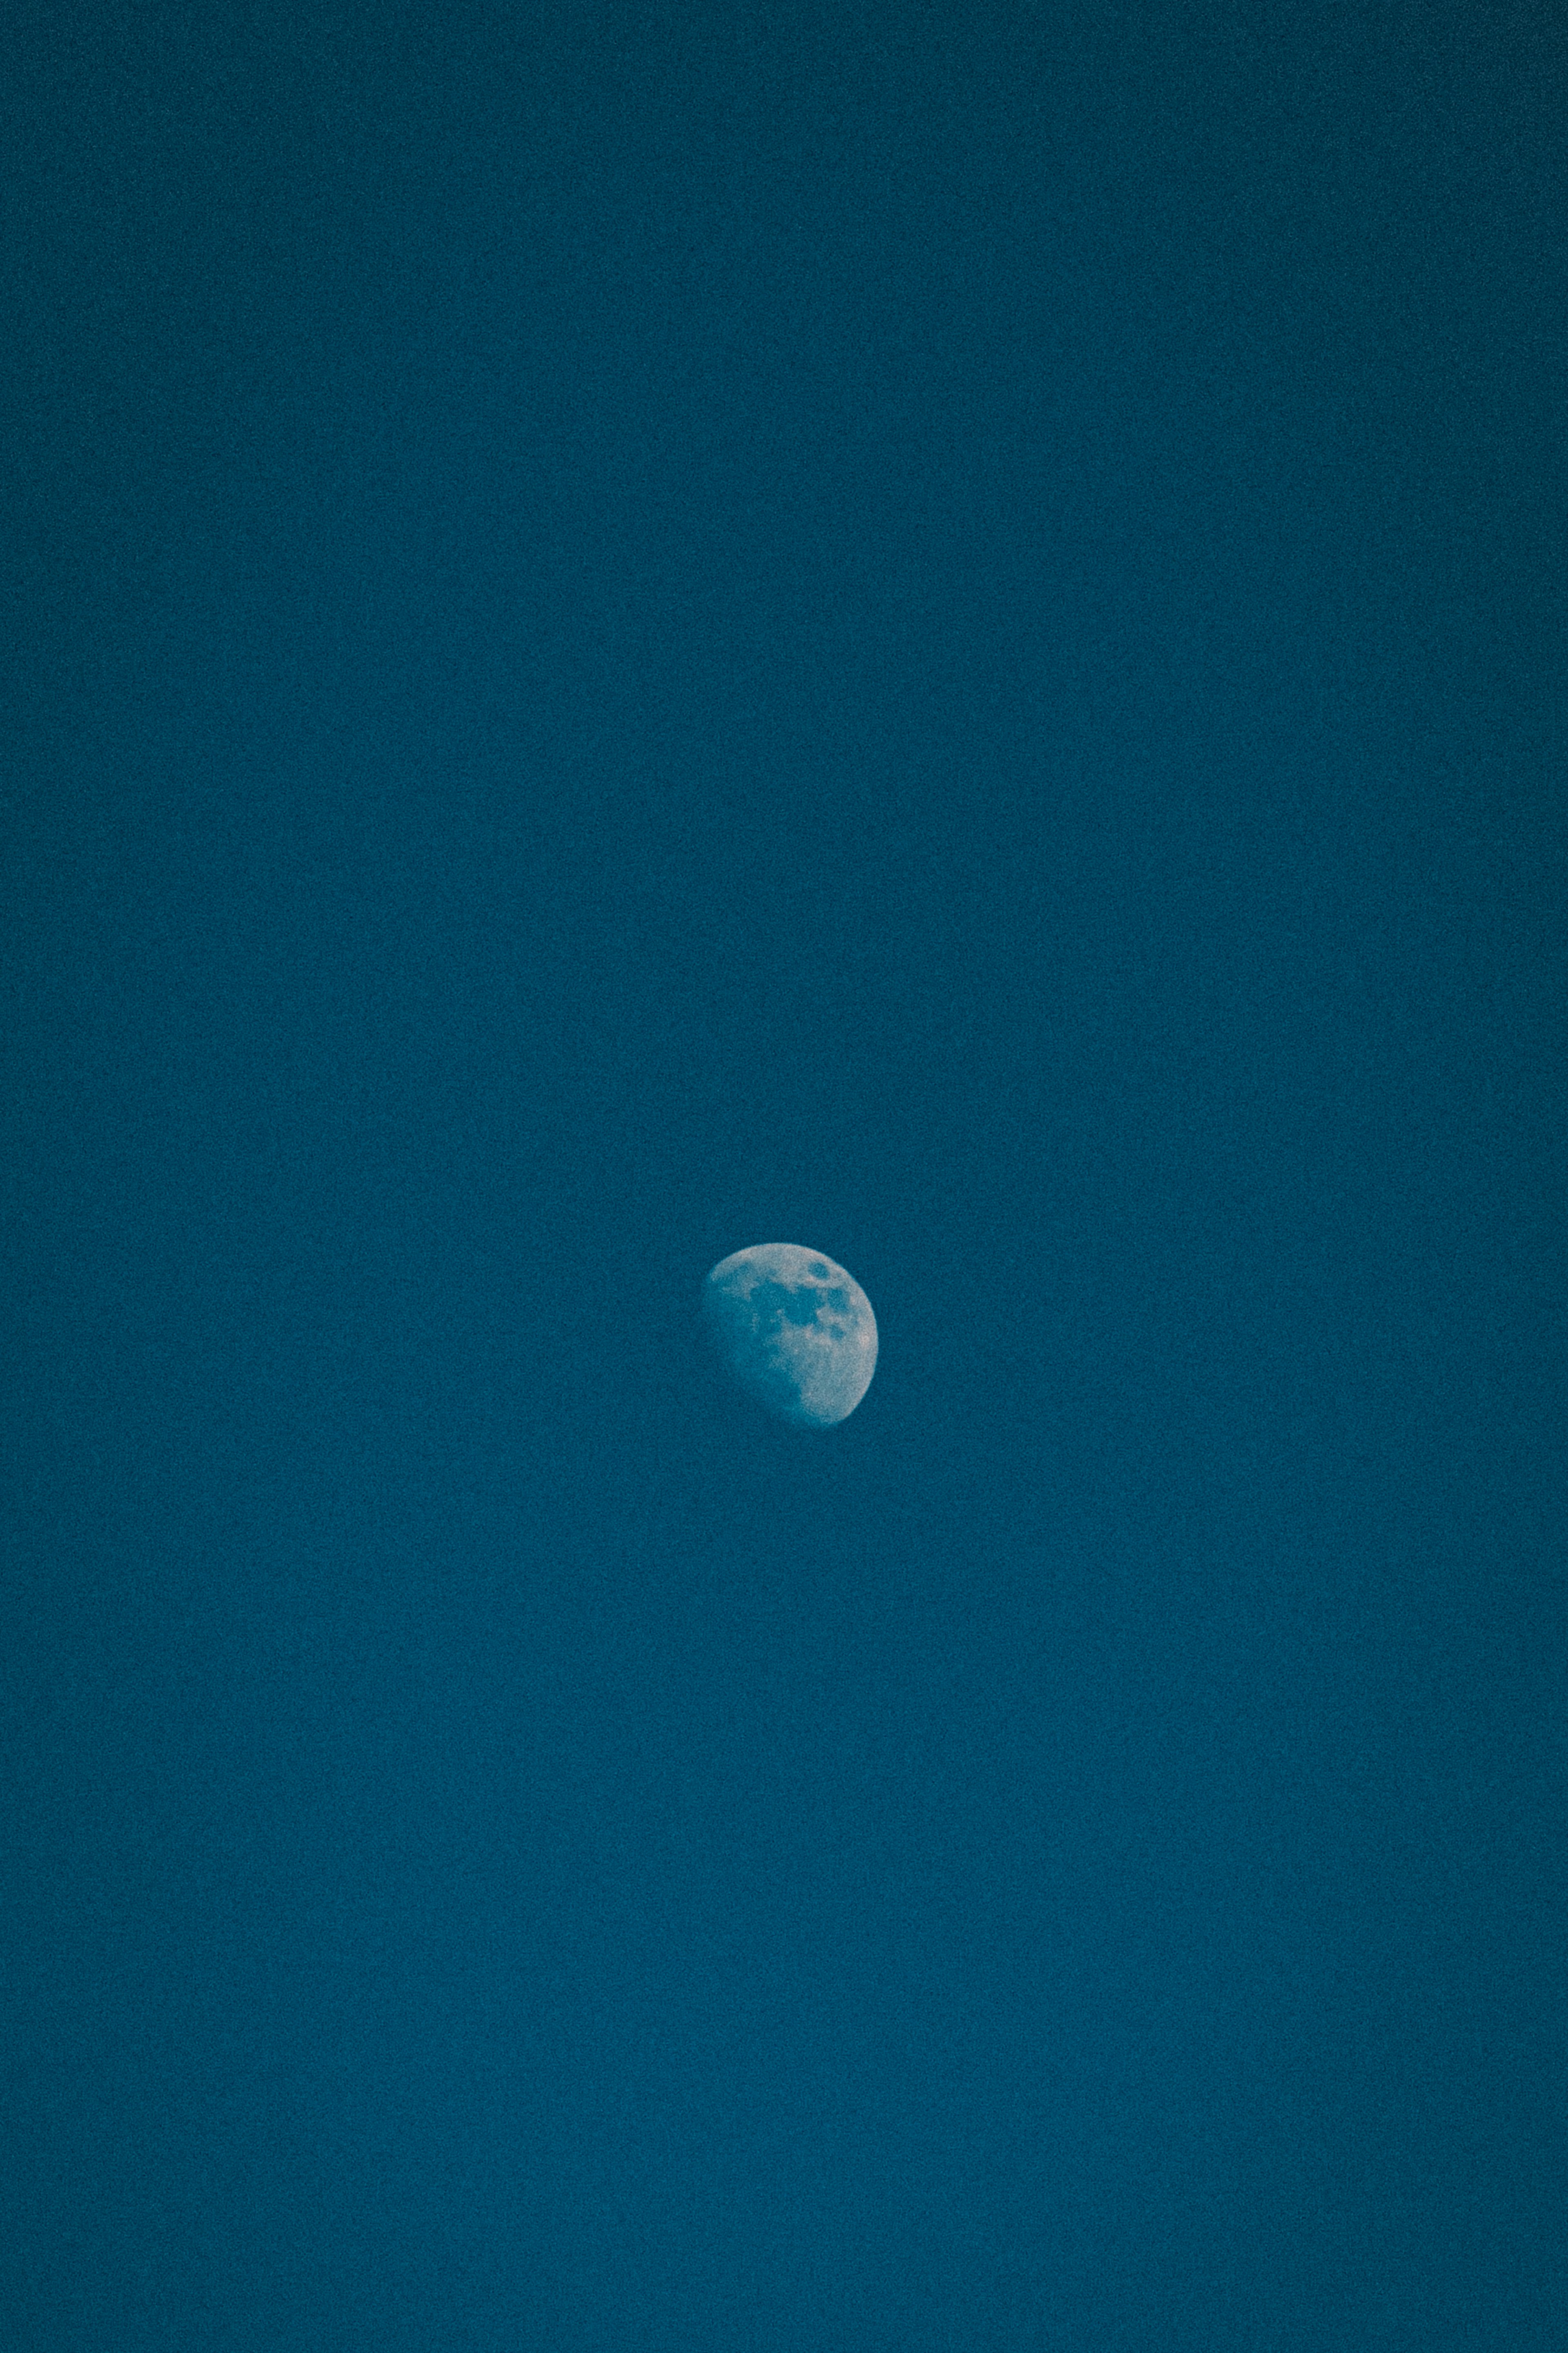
[702,1244,878,1428]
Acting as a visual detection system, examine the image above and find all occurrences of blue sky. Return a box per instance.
[6,2,1564,2345]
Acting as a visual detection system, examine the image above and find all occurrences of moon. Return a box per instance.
[702,1244,879,1428]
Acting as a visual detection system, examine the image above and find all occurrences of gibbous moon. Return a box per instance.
[702,1244,878,1428]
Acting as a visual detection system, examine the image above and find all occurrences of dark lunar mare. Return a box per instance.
[703,1277,808,1420]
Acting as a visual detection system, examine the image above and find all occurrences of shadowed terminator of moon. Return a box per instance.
[702,1244,879,1428]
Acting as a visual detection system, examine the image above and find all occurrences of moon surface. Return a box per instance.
[702,1245,879,1428]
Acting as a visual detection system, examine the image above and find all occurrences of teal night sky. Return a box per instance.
[7,3,1564,2346]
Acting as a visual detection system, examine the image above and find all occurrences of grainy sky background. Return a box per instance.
[6,3,1565,2346]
